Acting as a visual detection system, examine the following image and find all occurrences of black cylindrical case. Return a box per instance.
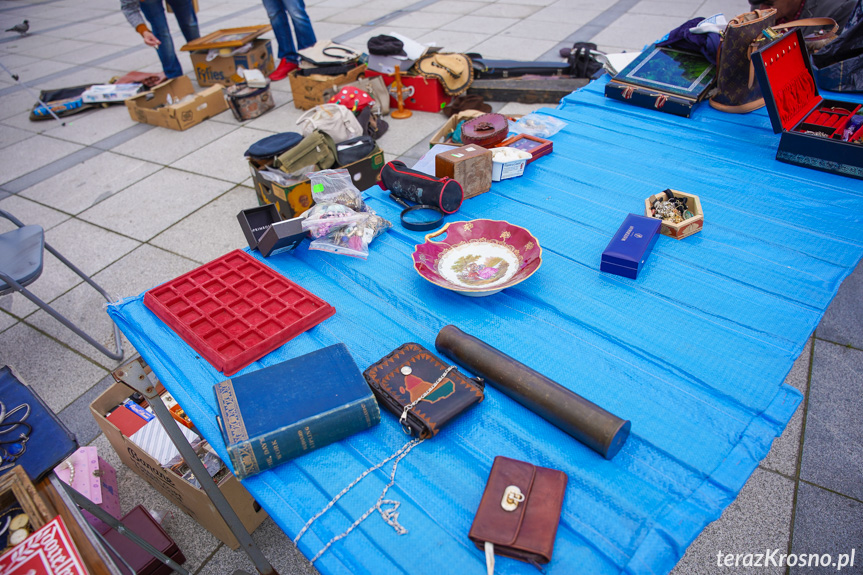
[435,325,630,459]
[379,160,463,214]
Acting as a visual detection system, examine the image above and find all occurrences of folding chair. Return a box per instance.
[0,209,124,361]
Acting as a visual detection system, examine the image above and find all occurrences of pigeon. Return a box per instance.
[5,20,29,35]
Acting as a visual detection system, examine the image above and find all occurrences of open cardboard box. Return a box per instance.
[644,189,703,240]
[91,375,267,549]
[428,109,486,147]
[125,76,228,131]
[189,39,275,87]
[288,65,366,110]
[249,148,385,219]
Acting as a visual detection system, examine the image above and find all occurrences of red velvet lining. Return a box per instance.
[798,104,862,138]
[761,33,820,131]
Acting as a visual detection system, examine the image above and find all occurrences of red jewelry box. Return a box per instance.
[751,29,863,180]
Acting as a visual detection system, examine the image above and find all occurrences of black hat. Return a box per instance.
[244,132,303,159]
[368,35,407,57]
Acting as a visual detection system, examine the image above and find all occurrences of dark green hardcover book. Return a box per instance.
[213,344,380,479]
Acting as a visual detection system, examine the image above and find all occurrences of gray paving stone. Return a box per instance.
[43,103,139,146]
[503,17,601,42]
[46,216,140,274]
[672,469,795,575]
[244,101,306,133]
[196,518,317,575]
[420,0,491,14]
[800,341,863,501]
[817,259,863,349]
[761,339,810,476]
[58,371,117,445]
[631,0,700,17]
[377,110,447,157]
[0,193,71,232]
[440,14,519,34]
[150,185,258,264]
[0,310,18,333]
[112,118,237,166]
[470,35,561,61]
[78,168,234,242]
[0,124,35,150]
[0,90,41,123]
[0,134,83,185]
[170,127,274,183]
[0,322,108,412]
[20,152,162,214]
[387,10,461,29]
[25,244,200,367]
[416,29,484,53]
[790,482,863,575]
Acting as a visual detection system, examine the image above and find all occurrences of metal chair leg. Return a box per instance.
[0,270,124,361]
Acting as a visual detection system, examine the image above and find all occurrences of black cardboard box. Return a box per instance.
[237,204,280,250]
[752,29,863,180]
[258,218,305,257]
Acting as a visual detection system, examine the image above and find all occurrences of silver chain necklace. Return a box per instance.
[399,365,456,434]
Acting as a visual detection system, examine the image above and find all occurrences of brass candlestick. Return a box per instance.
[390,65,412,119]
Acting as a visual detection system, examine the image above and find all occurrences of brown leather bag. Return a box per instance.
[710,8,777,113]
[469,456,568,572]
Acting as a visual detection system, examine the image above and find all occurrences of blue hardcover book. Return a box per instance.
[213,344,380,479]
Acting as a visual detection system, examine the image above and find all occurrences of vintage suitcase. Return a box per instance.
[435,144,493,199]
[226,82,275,121]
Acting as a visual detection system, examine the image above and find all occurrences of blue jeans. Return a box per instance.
[261,0,316,62]
[140,0,200,78]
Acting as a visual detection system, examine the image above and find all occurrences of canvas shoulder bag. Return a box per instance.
[296,103,363,143]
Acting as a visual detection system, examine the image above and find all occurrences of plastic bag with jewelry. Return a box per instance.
[308,209,372,259]
[509,113,567,138]
[301,203,367,239]
[309,168,368,212]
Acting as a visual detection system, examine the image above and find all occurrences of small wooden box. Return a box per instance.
[435,144,492,199]
[644,189,703,240]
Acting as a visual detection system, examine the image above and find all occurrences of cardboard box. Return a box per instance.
[600,214,661,279]
[644,189,703,240]
[249,148,386,220]
[752,29,863,180]
[288,65,366,110]
[365,69,452,113]
[428,109,486,147]
[190,39,275,87]
[91,381,267,550]
[125,76,228,131]
[435,144,492,198]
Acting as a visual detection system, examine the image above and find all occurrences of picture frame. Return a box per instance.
[180,25,272,51]
[0,466,53,547]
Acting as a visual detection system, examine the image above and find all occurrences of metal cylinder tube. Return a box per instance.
[435,325,630,459]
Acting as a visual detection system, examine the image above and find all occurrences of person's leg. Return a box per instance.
[139,0,183,78]
[262,0,295,61]
[165,0,200,42]
[285,0,316,53]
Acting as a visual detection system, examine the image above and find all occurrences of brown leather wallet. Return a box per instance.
[469,456,568,568]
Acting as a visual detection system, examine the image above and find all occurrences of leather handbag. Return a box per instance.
[461,113,509,147]
[469,456,568,572]
[812,0,863,92]
[335,135,376,166]
[709,8,777,113]
[379,161,464,214]
[296,103,363,143]
[362,342,484,438]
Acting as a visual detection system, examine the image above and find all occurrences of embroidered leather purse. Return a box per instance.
[363,342,484,438]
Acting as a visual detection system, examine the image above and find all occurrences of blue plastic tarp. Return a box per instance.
[108,76,863,575]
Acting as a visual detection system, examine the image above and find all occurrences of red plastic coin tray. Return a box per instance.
[144,250,335,375]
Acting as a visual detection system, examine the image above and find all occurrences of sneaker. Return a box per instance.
[269,58,299,82]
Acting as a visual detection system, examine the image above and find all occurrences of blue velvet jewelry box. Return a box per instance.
[600,214,662,279]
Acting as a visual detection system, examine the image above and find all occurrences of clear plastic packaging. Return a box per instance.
[309,169,367,212]
[309,212,371,259]
[509,113,567,138]
[301,203,367,239]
